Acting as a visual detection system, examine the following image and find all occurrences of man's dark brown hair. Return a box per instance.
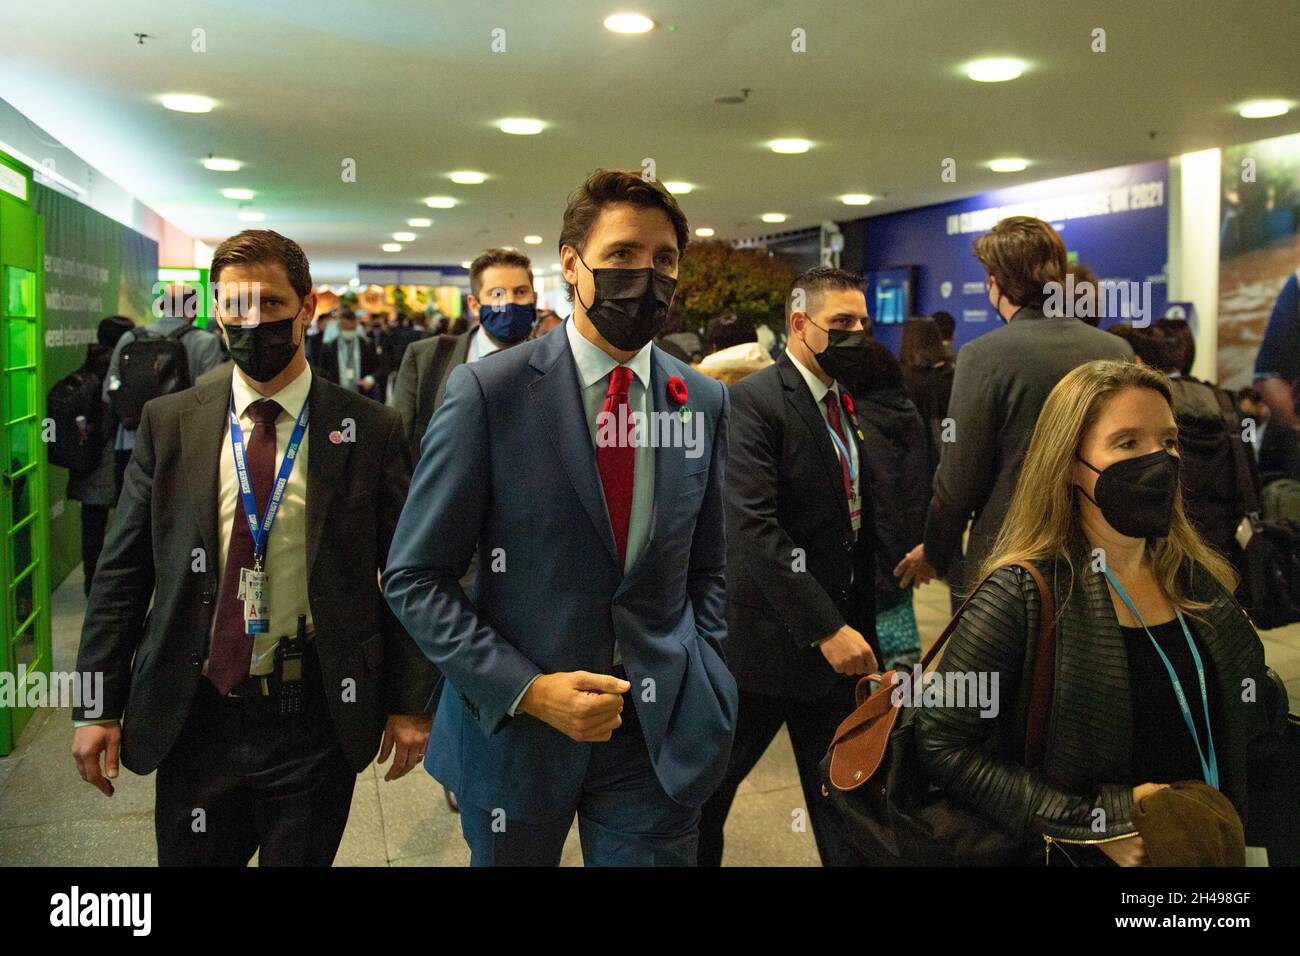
[558,169,690,301]
[469,247,534,300]
[1066,263,1101,326]
[210,229,313,301]
[786,266,864,327]
[900,316,948,367]
[972,216,1067,311]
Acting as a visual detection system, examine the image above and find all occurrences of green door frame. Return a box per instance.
[0,150,51,755]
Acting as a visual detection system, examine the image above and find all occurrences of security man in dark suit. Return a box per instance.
[392,248,537,462]
[318,308,386,402]
[71,229,438,866]
[698,267,879,867]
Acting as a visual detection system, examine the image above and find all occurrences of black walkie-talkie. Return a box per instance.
[276,614,307,716]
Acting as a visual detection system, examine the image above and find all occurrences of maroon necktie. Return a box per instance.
[596,366,635,568]
[823,390,852,501]
[207,398,282,695]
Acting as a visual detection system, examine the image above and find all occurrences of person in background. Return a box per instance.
[1157,317,1198,378]
[530,308,564,339]
[319,309,385,402]
[699,267,876,867]
[930,309,956,356]
[72,229,437,865]
[848,339,930,671]
[1066,263,1102,327]
[1253,268,1300,430]
[66,315,134,595]
[304,310,332,367]
[694,314,772,388]
[104,283,224,498]
[899,316,955,483]
[1238,386,1300,485]
[894,216,1134,606]
[914,359,1288,866]
[384,168,736,866]
[386,310,426,375]
[393,248,537,464]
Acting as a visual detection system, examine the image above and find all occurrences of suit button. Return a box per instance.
[189,654,202,666]
[202,591,214,605]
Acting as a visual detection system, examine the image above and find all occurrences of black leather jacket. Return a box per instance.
[915,548,1290,853]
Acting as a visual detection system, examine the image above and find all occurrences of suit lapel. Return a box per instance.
[527,330,620,567]
[305,375,354,577]
[778,354,851,528]
[181,373,233,570]
[432,331,473,410]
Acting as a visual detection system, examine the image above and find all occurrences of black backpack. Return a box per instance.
[46,367,106,472]
[108,324,194,429]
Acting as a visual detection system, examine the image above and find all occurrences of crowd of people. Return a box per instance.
[53,168,1297,867]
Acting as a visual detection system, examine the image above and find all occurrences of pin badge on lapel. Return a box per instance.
[328,430,344,445]
[667,376,690,422]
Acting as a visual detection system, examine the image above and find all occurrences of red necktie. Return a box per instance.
[596,366,635,568]
[823,390,852,501]
[207,398,282,695]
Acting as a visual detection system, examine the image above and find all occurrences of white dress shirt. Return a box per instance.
[467,326,503,364]
[786,349,860,502]
[213,364,315,675]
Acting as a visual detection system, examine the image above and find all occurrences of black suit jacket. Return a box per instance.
[317,335,384,396]
[392,329,474,462]
[724,353,877,701]
[73,367,439,774]
[1258,418,1300,484]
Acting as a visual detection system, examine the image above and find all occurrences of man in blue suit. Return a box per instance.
[383,169,737,866]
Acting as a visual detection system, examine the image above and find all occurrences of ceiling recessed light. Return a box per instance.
[664,181,694,194]
[461,260,473,269]
[407,217,433,228]
[604,13,655,33]
[393,231,416,242]
[760,213,788,223]
[222,188,255,200]
[988,158,1029,172]
[768,138,812,154]
[965,58,1026,82]
[839,193,873,206]
[424,196,457,209]
[694,227,715,237]
[161,93,216,113]
[523,235,543,245]
[349,278,360,287]
[449,170,488,184]
[1238,99,1291,119]
[238,211,265,222]
[383,243,403,252]
[498,117,546,135]
[202,157,241,172]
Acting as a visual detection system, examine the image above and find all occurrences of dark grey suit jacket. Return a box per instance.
[393,329,474,462]
[922,307,1134,589]
[73,367,439,774]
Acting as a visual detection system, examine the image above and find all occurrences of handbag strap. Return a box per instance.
[1213,387,1263,526]
[907,560,1057,768]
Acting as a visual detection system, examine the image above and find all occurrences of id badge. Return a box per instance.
[341,366,355,384]
[243,570,270,635]
[849,493,863,536]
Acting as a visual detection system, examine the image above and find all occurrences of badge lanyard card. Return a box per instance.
[825,418,862,536]
[229,396,309,635]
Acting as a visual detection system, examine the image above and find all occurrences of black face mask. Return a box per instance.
[1075,450,1180,539]
[805,319,870,386]
[222,312,302,382]
[574,251,676,351]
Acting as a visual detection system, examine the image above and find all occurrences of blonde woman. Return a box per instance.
[914,360,1289,865]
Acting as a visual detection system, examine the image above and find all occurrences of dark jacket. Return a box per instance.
[723,353,877,701]
[901,362,955,480]
[1257,418,1300,485]
[73,369,439,774]
[915,547,1290,857]
[318,334,385,399]
[853,386,930,610]
[921,307,1134,589]
[392,330,475,463]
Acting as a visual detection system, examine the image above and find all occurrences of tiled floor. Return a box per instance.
[1,563,1297,866]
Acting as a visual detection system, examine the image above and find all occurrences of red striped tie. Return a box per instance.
[596,366,635,568]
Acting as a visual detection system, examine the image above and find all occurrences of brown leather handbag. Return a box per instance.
[817,562,1057,865]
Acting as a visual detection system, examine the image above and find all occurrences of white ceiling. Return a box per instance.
[3,0,1299,280]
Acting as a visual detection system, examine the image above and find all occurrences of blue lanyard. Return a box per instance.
[228,394,309,569]
[824,395,858,485]
[1103,569,1219,790]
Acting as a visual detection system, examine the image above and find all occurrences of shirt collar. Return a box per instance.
[565,317,653,390]
[786,348,835,404]
[230,362,313,421]
[471,325,503,361]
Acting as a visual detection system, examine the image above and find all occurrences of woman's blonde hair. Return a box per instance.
[977,359,1237,615]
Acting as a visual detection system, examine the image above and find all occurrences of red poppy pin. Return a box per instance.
[840,391,855,416]
[667,376,690,421]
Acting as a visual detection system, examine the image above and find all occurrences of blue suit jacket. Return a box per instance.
[383,327,738,821]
